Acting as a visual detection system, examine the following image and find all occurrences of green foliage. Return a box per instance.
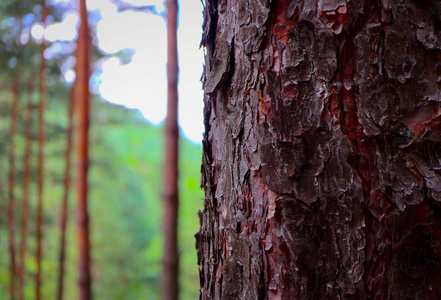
[89,100,202,299]
[0,92,203,299]
[0,1,203,298]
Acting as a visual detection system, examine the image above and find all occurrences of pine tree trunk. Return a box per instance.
[197,0,441,299]
[8,74,19,300]
[162,1,180,299]
[36,2,48,299]
[57,87,75,300]
[76,0,92,299]
[19,72,35,300]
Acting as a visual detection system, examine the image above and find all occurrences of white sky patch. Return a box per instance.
[35,0,205,144]
[64,69,76,83]
[99,54,167,124]
[96,10,165,54]
[96,7,168,125]
[31,23,44,40]
[177,0,204,143]
[94,0,204,143]
[45,13,78,42]
[31,13,78,42]
[122,0,162,6]
[87,0,117,16]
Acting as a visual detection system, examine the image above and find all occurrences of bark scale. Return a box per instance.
[162,1,180,299]
[197,0,441,299]
[76,0,92,299]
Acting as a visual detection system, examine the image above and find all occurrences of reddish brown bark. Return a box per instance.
[76,0,92,299]
[18,72,35,300]
[8,74,19,300]
[197,0,441,299]
[36,3,48,299]
[162,1,180,299]
[56,87,75,300]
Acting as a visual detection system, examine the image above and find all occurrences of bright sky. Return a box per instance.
[36,0,205,144]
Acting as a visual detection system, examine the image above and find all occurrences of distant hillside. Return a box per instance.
[88,99,203,300]
[0,96,203,300]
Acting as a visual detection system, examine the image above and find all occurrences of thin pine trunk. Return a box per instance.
[8,74,19,300]
[56,87,75,300]
[36,2,48,299]
[162,1,179,299]
[76,0,92,298]
[18,72,35,300]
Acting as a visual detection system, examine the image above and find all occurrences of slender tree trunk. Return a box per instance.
[18,72,35,300]
[36,2,48,299]
[8,74,19,300]
[162,1,180,299]
[197,0,441,299]
[56,87,75,300]
[76,0,92,298]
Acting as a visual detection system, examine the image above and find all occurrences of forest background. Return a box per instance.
[0,0,203,299]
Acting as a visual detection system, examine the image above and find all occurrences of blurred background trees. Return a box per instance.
[0,0,202,299]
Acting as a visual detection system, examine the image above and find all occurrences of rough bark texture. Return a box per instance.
[197,0,441,299]
[162,1,180,299]
[76,0,92,298]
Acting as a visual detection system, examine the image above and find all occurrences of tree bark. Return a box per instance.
[57,87,75,300]
[197,0,441,299]
[162,1,180,299]
[8,74,19,300]
[36,3,48,299]
[18,72,35,300]
[76,0,92,299]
